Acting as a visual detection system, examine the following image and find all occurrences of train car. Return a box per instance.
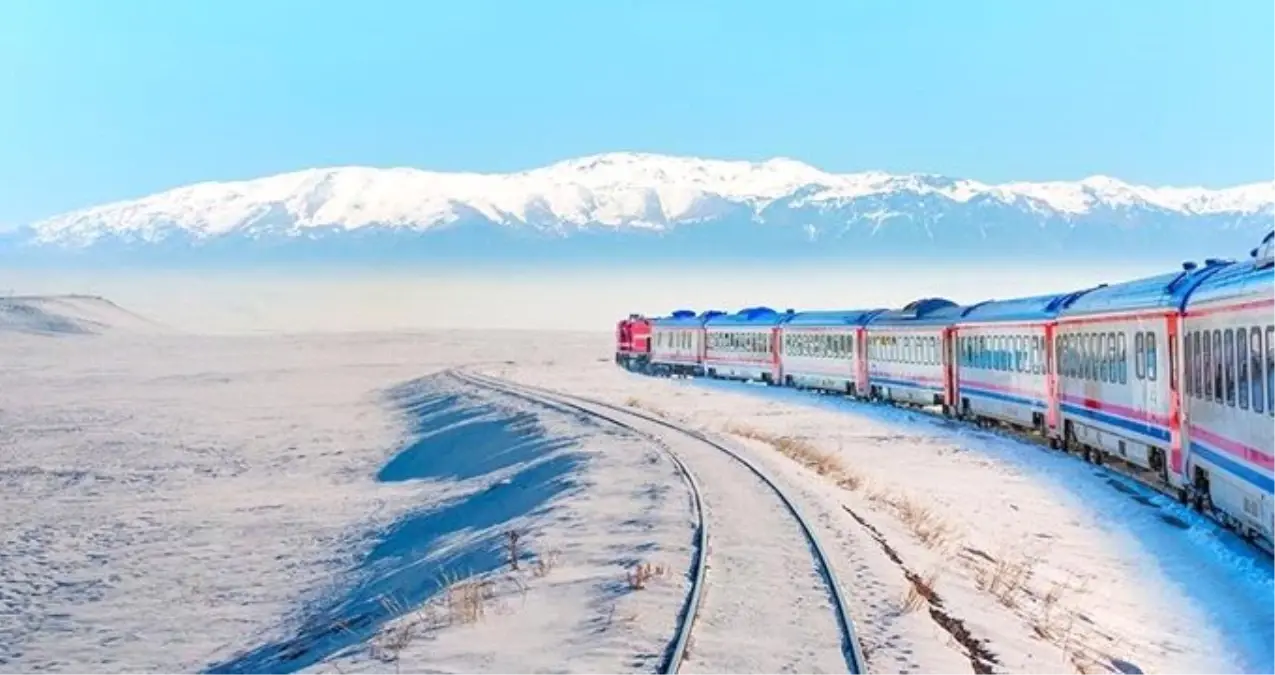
[778,308,887,395]
[953,290,1095,436]
[1180,234,1274,544]
[1054,261,1229,485]
[703,307,794,384]
[615,314,652,371]
[864,298,965,409]
[650,310,718,376]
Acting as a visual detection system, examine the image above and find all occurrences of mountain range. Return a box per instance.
[5,153,1273,268]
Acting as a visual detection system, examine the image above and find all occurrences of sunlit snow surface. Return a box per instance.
[1,328,1272,674]
[689,377,1275,673]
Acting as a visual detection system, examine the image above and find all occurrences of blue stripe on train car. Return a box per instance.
[1060,403,1171,442]
[872,376,944,393]
[960,385,1046,410]
[1191,442,1275,494]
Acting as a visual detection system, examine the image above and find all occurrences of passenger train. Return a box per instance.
[615,233,1275,553]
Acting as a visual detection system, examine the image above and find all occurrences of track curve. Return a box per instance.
[453,369,866,674]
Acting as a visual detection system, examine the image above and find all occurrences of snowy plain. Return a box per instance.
[1,321,1272,674]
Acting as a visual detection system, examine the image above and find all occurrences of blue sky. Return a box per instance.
[0,0,1271,227]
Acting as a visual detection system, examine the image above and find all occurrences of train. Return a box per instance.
[615,232,1275,553]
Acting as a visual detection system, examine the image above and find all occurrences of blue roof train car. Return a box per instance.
[783,308,888,328]
[704,306,795,329]
[957,290,1096,325]
[1058,260,1232,320]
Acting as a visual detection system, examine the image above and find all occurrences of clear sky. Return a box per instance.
[1,0,1271,227]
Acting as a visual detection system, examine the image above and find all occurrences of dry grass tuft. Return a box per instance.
[441,573,496,625]
[882,492,959,550]
[625,397,669,418]
[505,529,523,571]
[725,423,867,488]
[901,569,941,613]
[532,550,561,578]
[974,552,1038,609]
[625,561,667,590]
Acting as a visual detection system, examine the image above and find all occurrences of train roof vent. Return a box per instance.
[737,306,778,319]
[670,309,697,319]
[1253,230,1275,268]
[1181,261,1197,271]
[900,297,958,318]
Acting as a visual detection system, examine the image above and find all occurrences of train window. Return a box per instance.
[1184,332,1194,396]
[1203,331,1214,400]
[1193,329,1203,398]
[1251,328,1264,414]
[1107,332,1117,384]
[1000,336,1009,371]
[1212,330,1223,400]
[1135,332,1145,380]
[1225,329,1236,406]
[1080,333,1088,379]
[1191,332,1202,398]
[1016,336,1026,373]
[1267,326,1274,416]
[1116,333,1127,384]
[1239,331,1250,410]
[1098,333,1109,383]
[1146,333,1157,381]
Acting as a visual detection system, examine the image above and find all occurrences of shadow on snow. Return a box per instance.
[205,375,582,674]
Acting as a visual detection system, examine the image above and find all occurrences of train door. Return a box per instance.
[856,328,870,395]
[1044,323,1060,436]
[1166,313,1184,480]
[771,327,783,383]
[942,327,957,411]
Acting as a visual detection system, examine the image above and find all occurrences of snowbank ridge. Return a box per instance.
[0,295,165,336]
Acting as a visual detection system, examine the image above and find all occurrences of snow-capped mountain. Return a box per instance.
[9,152,1274,266]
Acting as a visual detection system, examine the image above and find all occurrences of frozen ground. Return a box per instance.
[1,322,1271,674]
[494,336,1275,675]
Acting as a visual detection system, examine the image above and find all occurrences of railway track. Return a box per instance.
[450,369,867,674]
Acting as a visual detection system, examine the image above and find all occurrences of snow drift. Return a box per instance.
[0,295,166,336]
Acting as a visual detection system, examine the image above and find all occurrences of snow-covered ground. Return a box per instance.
[495,341,1275,675]
[2,325,1272,674]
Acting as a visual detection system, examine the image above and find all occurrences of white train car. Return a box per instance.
[864,298,964,409]
[1054,262,1226,483]
[1181,236,1275,545]
[703,307,791,384]
[778,309,886,395]
[649,310,718,376]
[953,291,1094,435]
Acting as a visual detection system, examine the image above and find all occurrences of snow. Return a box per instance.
[0,295,169,336]
[494,338,1275,675]
[2,323,1271,674]
[28,152,1275,245]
